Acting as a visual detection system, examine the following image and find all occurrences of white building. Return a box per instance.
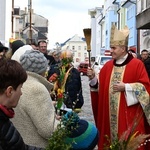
[61,34,88,65]
[13,7,48,44]
[88,7,104,57]
[0,0,12,47]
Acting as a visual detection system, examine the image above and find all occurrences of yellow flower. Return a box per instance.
[57,88,63,95]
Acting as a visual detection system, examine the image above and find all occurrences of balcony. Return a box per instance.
[136,0,150,29]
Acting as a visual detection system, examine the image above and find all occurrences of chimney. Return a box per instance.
[25,7,27,14]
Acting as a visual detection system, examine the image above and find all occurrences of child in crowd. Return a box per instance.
[0,59,44,150]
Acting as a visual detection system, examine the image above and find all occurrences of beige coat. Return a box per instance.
[11,71,57,148]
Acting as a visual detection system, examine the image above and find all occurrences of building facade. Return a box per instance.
[0,0,12,46]
[88,7,104,57]
[136,0,150,29]
[89,0,138,56]
[121,0,137,51]
[13,7,48,44]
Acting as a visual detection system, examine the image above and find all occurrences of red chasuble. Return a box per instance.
[91,55,150,150]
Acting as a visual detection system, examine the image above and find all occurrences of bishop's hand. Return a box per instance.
[87,67,95,80]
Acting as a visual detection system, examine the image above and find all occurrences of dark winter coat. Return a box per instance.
[44,54,56,66]
[0,109,44,150]
[143,57,150,78]
[48,64,84,109]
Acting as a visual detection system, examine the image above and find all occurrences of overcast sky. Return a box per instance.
[14,0,104,48]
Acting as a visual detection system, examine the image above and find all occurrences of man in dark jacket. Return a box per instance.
[0,59,44,150]
[141,49,150,78]
[38,40,56,66]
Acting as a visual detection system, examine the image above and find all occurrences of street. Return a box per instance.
[79,75,98,150]
[79,75,95,123]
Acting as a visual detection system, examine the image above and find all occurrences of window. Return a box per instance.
[14,8,19,15]
[100,57,112,65]
[127,7,133,20]
[147,39,150,48]
[72,46,75,50]
[84,53,87,57]
[19,18,23,24]
[147,0,150,7]
[111,22,117,26]
[78,46,81,50]
[78,52,81,57]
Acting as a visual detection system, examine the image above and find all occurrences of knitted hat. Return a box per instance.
[20,50,48,74]
[0,42,8,52]
[62,112,99,150]
[11,40,25,54]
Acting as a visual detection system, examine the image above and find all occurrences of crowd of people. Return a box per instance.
[0,25,150,150]
[0,39,92,150]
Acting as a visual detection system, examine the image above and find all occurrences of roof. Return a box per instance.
[22,26,39,32]
[36,27,48,33]
[60,35,85,47]
[38,32,47,40]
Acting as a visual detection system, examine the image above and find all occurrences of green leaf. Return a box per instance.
[57,99,63,109]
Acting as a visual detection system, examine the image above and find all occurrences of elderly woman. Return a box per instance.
[11,50,57,148]
[47,49,84,113]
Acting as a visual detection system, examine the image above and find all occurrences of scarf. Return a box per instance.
[0,105,14,118]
